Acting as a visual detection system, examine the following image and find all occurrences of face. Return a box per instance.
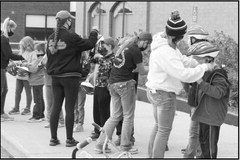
[66,19,72,30]
[139,40,150,51]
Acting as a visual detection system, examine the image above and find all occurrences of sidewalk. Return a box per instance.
[1,74,239,158]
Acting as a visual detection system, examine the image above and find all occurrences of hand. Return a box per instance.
[91,26,99,33]
[196,78,203,84]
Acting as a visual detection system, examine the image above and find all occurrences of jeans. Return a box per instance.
[147,88,176,158]
[32,85,45,119]
[199,122,220,158]
[45,85,64,124]
[97,79,136,149]
[74,85,86,125]
[93,86,110,134]
[50,77,79,140]
[14,79,32,111]
[183,107,202,158]
[1,69,8,115]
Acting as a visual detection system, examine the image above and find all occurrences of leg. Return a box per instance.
[50,77,65,139]
[23,80,32,110]
[93,88,101,134]
[32,86,42,119]
[14,79,24,111]
[1,69,8,115]
[199,122,211,158]
[76,86,86,125]
[45,85,53,123]
[209,125,220,158]
[62,77,79,140]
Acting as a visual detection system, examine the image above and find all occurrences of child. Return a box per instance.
[27,42,46,122]
[8,36,34,116]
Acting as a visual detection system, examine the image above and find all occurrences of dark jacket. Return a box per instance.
[1,35,24,69]
[192,68,231,126]
[46,28,97,77]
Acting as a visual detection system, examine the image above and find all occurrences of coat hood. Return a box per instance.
[151,32,168,51]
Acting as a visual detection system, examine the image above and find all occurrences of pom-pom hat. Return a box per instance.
[166,10,187,36]
[56,10,75,20]
[188,41,219,57]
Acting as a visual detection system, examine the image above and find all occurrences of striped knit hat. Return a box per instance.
[166,10,187,36]
[188,41,219,57]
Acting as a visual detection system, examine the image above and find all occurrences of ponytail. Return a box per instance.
[50,18,61,54]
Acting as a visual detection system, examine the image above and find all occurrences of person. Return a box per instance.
[46,10,98,147]
[1,17,25,121]
[41,53,65,128]
[26,42,46,122]
[8,36,34,116]
[189,41,231,158]
[182,25,210,158]
[94,32,152,153]
[145,10,217,158]
[89,37,116,140]
[73,51,90,132]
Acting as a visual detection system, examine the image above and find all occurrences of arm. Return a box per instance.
[74,30,98,53]
[197,75,230,99]
[180,53,199,68]
[1,36,24,61]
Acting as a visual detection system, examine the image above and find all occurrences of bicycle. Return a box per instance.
[72,122,137,158]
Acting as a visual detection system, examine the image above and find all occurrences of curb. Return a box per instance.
[1,129,30,158]
[137,87,238,127]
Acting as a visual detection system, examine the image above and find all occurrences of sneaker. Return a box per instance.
[90,133,100,141]
[49,138,60,146]
[121,146,138,154]
[27,117,44,123]
[130,136,135,146]
[181,148,186,154]
[114,135,121,146]
[73,124,84,132]
[44,123,50,128]
[8,108,20,115]
[58,123,65,128]
[21,108,31,115]
[66,138,79,147]
[94,144,111,154]
[1,114,14,121]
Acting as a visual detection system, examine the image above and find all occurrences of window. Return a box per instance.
[25,15,56,41]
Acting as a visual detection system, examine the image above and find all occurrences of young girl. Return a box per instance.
[8,36,35,116]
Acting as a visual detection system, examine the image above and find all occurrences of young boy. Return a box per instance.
[189,41,231,158]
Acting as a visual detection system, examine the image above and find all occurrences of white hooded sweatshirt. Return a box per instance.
[146,32,209,94]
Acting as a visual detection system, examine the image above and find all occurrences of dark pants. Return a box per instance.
[116,72,138,137]
[199,122,220,158]
[14,79,32,110]
[32,85,45,119]
[1,69,8,115]
[50,77,79,140]
[93,86,111,134]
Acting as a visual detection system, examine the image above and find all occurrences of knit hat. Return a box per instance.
[188,41,219,57]
[166,11,187,36]
[56,10,75,20]
[104,37,115,49]
[138,32,152,43]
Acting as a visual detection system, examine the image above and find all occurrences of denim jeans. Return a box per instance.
[146,88,176,158]
[74,86,86,125]
[14,79,32,111]
[1,69,8,114]
[97,79,136,149]
[32,85,45,119]
[183,107,202,158]
[45,85,64,124]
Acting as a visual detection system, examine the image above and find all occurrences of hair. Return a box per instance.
[35,42,46,54]
[1,17,17,38]
[19,36,34,53]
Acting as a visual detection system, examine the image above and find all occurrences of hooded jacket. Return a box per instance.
[146,32,210,94]
[192,68,230,126]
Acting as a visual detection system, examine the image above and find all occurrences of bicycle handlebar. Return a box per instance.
[92,122,103,132]
[72,137,92,159]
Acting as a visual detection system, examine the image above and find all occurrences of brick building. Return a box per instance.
[75,1,238,42]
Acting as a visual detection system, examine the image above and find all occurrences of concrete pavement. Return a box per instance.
[1,74,239,158]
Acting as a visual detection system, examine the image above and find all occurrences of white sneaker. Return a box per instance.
[58,123,65,128]
[44,123,50,128]
[73,124,84,132]
[1,114,14,121]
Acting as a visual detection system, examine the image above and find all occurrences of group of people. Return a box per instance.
[1,9,230,158]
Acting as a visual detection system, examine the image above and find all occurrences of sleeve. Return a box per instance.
[132,48,143,65]
[74,31,98,53]
[1,36,24,61]
[161,48,208,83]
[180,53,199,68]
[198,75,230,99]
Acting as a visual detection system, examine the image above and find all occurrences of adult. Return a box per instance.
[145,11,216,158]
[46,10,98,147]
[95,32,152,153]
[1,17,25,122]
